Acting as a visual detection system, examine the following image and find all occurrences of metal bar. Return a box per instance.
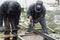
[47,26,55,33]
[33,29,55,40]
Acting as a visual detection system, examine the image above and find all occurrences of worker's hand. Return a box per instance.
[29,16,32,20]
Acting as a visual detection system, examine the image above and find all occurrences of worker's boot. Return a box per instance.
[12,30,18,40]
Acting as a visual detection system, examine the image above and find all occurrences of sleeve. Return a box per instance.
[13,3,21,25]
[0,7,4,27]
[41,6,46,18]
[0,2,6,27]
[27,5,33,18]
[17,4,21,19]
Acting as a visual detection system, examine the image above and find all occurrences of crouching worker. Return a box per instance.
[26,1,48,34]
[0,1,21,40]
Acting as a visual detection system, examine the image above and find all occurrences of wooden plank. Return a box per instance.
[0,34,15,38]
[18,33,44,40]
[0,33,44,40]
[22,35,44,40]
[17,33,44,40]
[0,33,37,38]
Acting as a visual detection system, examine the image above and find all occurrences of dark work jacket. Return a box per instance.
[0,1,21,27]
[27,4,46,20]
